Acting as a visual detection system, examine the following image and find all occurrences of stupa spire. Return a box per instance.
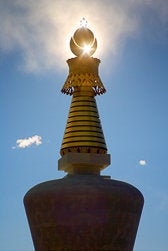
[59,21,110,174]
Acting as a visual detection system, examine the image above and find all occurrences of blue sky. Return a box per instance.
[1,1,168,251]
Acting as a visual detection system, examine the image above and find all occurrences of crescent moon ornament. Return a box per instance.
[70,21,97,57]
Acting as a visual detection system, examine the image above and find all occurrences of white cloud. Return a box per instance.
[0,0,167,73]
[13,135,42,149]
[139,159,147,166]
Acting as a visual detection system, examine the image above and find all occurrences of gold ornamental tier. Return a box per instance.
[61,57,106,96]
[60,88,107,156]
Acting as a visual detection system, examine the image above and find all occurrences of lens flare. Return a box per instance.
[83,44,92,54]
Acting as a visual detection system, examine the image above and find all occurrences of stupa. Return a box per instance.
[24,19,144,251]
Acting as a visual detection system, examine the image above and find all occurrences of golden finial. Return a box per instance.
[61,20,105,96]
[70,19,97,57]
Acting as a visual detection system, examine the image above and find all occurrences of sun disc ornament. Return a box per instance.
[70,19,97,57]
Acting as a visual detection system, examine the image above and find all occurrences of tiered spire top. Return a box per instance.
[61,20,106,96]
[59,20,110,174]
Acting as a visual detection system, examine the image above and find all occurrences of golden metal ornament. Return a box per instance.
[60,87,107,156]
[70,20,97,57]
[61,57,106,96]
[60,21,108,157]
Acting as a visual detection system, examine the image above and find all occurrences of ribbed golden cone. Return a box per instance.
[60,86,107,156]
